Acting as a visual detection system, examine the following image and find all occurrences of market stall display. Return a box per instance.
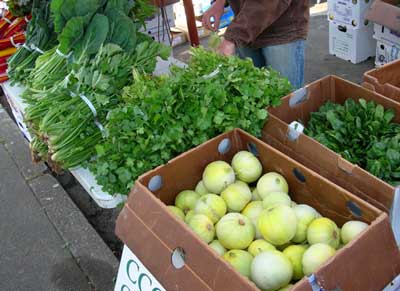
[1,1,400,290]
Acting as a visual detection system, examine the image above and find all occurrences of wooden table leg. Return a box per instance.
[182,0,200,46]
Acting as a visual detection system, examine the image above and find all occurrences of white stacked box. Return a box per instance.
[373,24,400,46]
[328,0,374,28]
[375,40,400,67]
[373,24,400,67]
[327,0,376,63]
[329,21,376,64]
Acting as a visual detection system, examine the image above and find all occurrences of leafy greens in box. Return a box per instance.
[89,48,292,195]
[305,98,400,186]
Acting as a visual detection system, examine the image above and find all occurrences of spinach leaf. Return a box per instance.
[305,98,400,186]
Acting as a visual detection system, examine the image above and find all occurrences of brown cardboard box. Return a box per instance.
[365,0,400,33]
[171,31,187,47]
[363,59,400,102]
[116,129,400,291]
[264,75,400,215]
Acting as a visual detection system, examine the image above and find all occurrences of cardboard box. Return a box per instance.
[329,20,375,64]
[171,31,187,47]
[114,245,166,291]
[366,0,400,36]
[263,76,400,219]
[363,59,400,102]
[174,24,211,42]
[373,23,400,46]
[375,39,400,67]
[328,0,374,28]
[116,128,400,291]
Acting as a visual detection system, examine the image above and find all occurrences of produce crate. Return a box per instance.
[363,59,400,102]
[263,76,400,240]
[116,129,400,291]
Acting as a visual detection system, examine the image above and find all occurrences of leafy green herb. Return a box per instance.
[89,47,292,195]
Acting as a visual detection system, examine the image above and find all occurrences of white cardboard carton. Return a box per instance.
[375,39,400,67]
[329,20,376,63]
[373,23,400,46]
[328,0,374,28]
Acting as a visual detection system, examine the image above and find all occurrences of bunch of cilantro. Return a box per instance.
[305,98,400,185]
[89,48,292,195]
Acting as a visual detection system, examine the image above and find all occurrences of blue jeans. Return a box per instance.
[237,40,306,89]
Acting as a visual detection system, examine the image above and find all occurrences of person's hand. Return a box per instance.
[217,38,235,56]
[202,0,225,31]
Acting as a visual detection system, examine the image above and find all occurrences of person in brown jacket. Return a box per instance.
[202,0,309,89]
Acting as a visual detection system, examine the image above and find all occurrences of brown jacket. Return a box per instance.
[224,0,310,48]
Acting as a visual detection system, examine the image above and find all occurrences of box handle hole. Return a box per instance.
[247,142,259,156]
[289,87,308,107]
[293,168,306,183]
[346,201,362,217]
[218,138,231,154]
[171,247,185,269]
[148,175,163,192]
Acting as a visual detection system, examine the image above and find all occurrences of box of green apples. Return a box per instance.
[116,129,400,291]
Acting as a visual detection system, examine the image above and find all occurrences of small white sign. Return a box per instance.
[114,245,166,291]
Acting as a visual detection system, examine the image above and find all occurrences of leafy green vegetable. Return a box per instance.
[8,0,58,84]
[305,98,400,185]
[51,0,101,34]
[89,47,291,195]
[23,0,171,170]
[73,13,110,58]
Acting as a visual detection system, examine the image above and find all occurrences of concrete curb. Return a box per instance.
[0,104,119,291]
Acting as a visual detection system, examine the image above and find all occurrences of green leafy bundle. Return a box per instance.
[305,98,400,185]
[23,0,170,169]
[26,41,168,169]
[8,0,57,84]
[89,48,292,195]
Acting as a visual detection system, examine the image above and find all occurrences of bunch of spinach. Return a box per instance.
[305,98,400,185]
[89,47,292,195]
